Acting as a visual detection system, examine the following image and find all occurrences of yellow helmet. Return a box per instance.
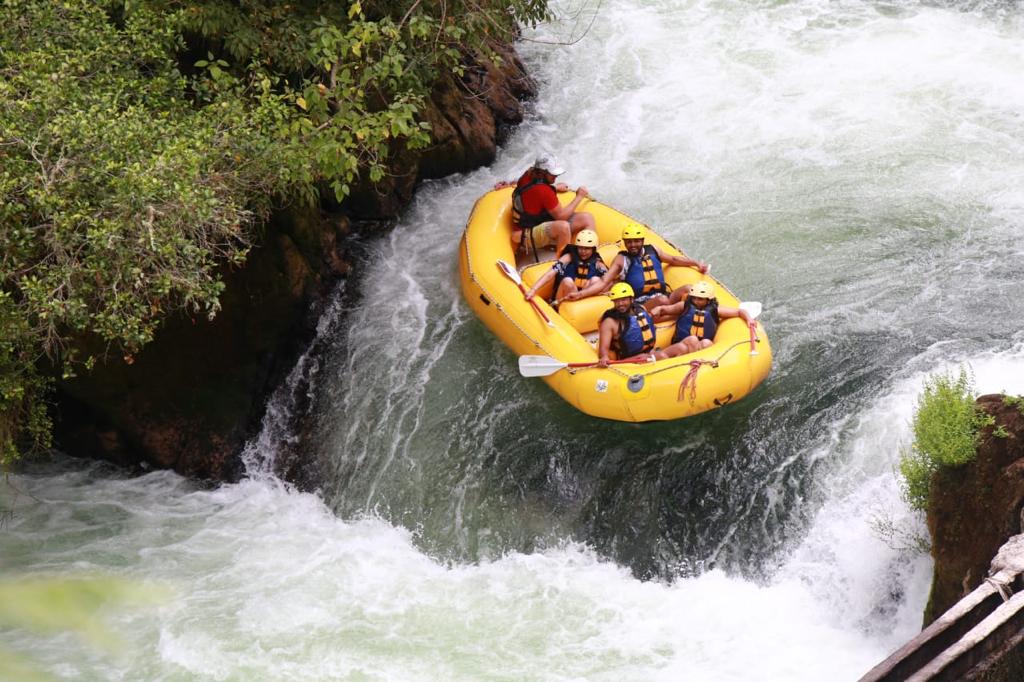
[621,223,646,241]
[608,282,635,300]
[574,229,599,247]
[689,281,715,299]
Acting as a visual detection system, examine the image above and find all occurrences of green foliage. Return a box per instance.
[0,0,550,462]
[993,424,1009,439]
[1,296,52,469]
[1003,394,1024,414]
[898,447,935,514]
[1,0,252,461]
[898,369,990,511]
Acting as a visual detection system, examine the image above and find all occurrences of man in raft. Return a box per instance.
[597,283,657,367]
[600,223,708,318]
[494,156,596,257]
[651,281,754,357]
[523,229,609,304]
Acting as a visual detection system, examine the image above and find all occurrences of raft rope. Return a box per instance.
[489,289,555,359]
[986,575,1015,602]
[567,338,754,403]
[678,359,717,403]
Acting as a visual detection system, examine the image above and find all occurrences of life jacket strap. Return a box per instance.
[511,176,548,227]
[511,175,549,264]
[689,310,705,339]
[635,304,656,352]
[574,254,590,288]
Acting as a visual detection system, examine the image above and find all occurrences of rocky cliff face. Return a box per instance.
[924,394,1024,625]
[53,42,535,481]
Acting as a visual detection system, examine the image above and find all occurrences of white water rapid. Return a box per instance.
[4,0,1024,678]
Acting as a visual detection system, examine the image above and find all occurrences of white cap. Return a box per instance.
[533,155,566,176]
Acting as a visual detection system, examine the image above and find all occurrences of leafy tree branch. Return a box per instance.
[0,0,553,464]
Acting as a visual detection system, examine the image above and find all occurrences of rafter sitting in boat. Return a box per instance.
[596,283,658,367]
[493,155,596,257]
[651,281,754,358]
[601,223,708,317]
[524,229,609,305]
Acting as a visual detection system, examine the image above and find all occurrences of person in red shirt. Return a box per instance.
[494,156,595,257]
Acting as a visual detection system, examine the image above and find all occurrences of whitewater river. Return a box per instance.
[5,0,1024,678]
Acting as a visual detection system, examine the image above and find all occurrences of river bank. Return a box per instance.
[925,394,1024,625]
[51,40,536,482]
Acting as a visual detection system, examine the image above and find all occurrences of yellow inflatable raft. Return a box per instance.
[458,188,772,422]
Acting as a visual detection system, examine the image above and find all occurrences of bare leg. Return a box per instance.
[549,220,572,254]
[658,336,706,359]
[569,212,596,237]
[656,341,687,359]
[555,278,578,302]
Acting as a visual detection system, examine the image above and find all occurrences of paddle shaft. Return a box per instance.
[519,282,554,327]
[737,302,762,356]
[496,260,554,327]
[568,358,648,368]
[493,258,552,327]
[518,353,652,377]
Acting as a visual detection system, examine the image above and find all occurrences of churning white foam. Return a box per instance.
[7,342,1024,679]
[0,468,891,680]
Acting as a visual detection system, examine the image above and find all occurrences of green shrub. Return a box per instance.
[0,0,551,464]
[1003,394,1024,414]
[899,369,990,511]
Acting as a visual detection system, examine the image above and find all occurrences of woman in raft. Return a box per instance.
[524,230,609,304]
[650,280,754,357]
